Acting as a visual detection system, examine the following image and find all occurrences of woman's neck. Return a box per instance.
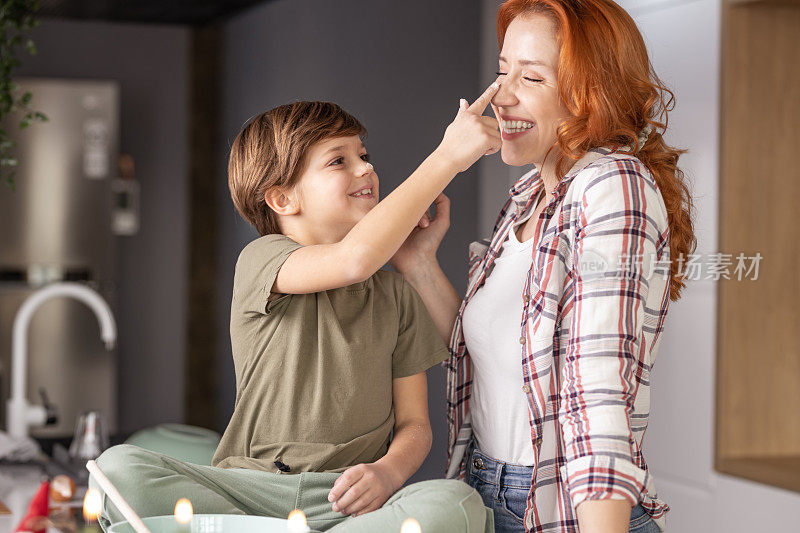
[537,153,567,198]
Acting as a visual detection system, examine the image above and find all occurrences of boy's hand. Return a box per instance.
[436,78,503,173]
[327,461,401,517]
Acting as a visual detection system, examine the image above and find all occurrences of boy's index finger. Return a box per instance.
[467,79,501,115]
[490,102,502,128]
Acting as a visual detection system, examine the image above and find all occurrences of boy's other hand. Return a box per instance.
[435,78,502,173]
[327,461,401,517]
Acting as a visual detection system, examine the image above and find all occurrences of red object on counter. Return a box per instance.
[13,480,49,533]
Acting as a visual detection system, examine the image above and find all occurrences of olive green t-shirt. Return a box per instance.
[211,234,450,473]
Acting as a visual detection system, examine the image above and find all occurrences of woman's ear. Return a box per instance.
[264,187,300,216]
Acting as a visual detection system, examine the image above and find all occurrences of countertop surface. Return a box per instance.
[0,461,50,532]
[0,460,89,533]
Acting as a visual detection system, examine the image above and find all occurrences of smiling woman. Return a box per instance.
[390,1,697,533]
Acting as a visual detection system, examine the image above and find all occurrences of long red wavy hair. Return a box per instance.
[497,0,696,302]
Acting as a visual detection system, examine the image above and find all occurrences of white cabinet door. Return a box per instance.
[616,0,702,15]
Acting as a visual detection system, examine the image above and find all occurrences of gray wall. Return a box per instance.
[17,19,190,434]
[478,0,518,237]
[217,0,481,481]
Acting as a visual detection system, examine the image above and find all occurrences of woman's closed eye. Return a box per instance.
[495,71,543,83]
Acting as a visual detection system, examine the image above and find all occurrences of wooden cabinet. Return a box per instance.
[716,0,800,493]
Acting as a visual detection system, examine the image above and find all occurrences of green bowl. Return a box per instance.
[107,514,291,533]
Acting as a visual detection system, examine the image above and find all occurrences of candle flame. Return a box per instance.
[287,509,308,531]
[83,488,103,522]
[174,497,193,524]
[401,517,422,533]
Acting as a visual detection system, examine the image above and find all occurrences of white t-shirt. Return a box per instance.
[462,215,537,466]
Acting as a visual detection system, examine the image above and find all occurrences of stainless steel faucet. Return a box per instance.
[6,282,117,440]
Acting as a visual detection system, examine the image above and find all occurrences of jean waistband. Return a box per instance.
[466,439,534,489]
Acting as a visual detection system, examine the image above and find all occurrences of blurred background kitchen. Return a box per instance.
[0,0,797,531]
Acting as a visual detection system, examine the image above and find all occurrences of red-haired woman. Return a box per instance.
[390,1,696,531]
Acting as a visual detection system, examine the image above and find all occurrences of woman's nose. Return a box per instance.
[362,162,374,175]
[491,79,518,108]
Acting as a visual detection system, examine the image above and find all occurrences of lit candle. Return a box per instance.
[174,498,193,532]
[83,488,103,522]
[287,509,311,533]
[82,488,103,532]
[400,517,422,533]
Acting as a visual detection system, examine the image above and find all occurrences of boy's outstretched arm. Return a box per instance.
[273,80,502,295]
[326,372,432,517]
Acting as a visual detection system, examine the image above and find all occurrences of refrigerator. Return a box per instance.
[0,78,121,439]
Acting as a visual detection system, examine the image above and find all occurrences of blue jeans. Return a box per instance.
[465,439,661,533]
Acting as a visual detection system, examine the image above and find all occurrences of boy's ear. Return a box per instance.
[264,187,300,216]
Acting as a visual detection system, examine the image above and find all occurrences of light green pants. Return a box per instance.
[89,444,494,533]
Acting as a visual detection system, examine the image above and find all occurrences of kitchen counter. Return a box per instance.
[0,461,50,532]
[0,459,91,533]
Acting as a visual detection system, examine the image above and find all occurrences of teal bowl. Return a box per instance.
[107,514,291,533]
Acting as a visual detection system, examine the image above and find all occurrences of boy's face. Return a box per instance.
[291,134,379,243]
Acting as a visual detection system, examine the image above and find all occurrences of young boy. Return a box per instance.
[90,83,501,532]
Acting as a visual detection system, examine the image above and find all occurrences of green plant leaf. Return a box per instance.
[4,173,17,191]
[0,0,44,191]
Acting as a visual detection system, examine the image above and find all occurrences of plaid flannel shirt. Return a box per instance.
[443,147,671,532]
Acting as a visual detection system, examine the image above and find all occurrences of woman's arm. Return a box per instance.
[558,159,667,532]
[398,258,461,347]
[575,500,631,533]
[274,83,502,295]
[326,372,432,517]
[390,193,462,346]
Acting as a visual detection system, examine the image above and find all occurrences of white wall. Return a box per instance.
[629,1,800,531]
[479,0,800,530]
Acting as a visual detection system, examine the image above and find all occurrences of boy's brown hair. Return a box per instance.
[228,101,367,236]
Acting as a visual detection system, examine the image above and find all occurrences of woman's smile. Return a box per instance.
[499,115,536,140]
